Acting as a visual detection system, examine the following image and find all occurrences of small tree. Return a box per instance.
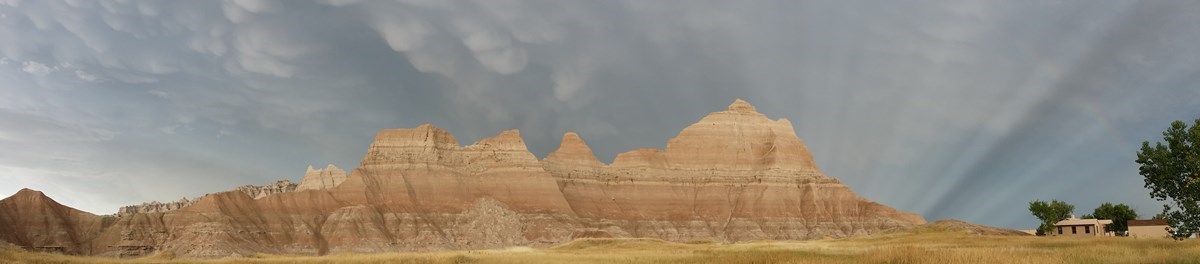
[1153,213,1168,220]
[1090,203,1138,236]
[1029,199,1075,236]
[1137,119,1200,240]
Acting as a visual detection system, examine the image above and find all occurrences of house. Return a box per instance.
[1051,215,1113,237]
[1127,219,1171,238]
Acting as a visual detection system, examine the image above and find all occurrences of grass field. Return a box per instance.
[3,229,1200,264]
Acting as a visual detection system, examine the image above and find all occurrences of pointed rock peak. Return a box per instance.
[562,131,582,141]
[727,98,758,113]
[4,188,98,217]
[498,129,522,138]
[776,118,794,127]
[298,164,348,191]
[557,131,592,149]
[5,188,66,208]
[662,99,819,172]
[546,131,602,165]
[305,164,342,173]
[12,188,46,198]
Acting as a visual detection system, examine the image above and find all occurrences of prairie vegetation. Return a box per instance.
[3,229,1199,264]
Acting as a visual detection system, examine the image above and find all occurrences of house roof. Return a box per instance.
[1054,217,1111,226]
[1127,219,1169,227]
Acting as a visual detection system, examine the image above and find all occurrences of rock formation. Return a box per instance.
[315,126,580,254]
[234,180,297,199]
[0,99,925,258]
[296,165,347,191]
[0,189,112,255]
[116,198,195,217]
[545,99,923,241]
[115,166,344,217]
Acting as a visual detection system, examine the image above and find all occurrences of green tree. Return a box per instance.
[1029,199,1075,236]
[1089,203,1138,235]
[1153,213,1168,220]
[1136,119,1200,240]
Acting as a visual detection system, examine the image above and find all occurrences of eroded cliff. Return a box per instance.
[0,99,924,258]
[544,99,924,241]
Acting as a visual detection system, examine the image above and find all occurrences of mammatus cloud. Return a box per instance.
[20,61,55,75]
[0,0,1198,229]
[73,70,100,82]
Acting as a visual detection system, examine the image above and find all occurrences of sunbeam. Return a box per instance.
[0,0,1198,231]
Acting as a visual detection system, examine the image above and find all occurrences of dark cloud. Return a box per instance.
[0,0,1198,229]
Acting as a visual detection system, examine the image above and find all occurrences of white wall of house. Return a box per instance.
[1054,224,1103,237]
[1128,225,1170,238]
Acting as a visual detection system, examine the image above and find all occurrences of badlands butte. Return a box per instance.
[0,99,925,258]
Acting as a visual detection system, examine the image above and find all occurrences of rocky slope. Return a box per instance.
[0,189,112,255]
[116,198,195,217]
[0,99,925,258]
[115,166,346,218]
[234,180,298,199]
[113,179,305,218]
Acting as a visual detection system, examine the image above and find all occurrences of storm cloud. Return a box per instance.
[1,0,1198,229]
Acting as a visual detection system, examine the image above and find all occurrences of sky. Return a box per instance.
[1,0,1198,230]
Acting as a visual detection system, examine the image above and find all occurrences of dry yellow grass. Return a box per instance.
[3,230,1199,264]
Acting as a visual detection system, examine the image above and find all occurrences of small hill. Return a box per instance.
[550,238,691,251]
[0,188,111,255]
[888,219,1030,236]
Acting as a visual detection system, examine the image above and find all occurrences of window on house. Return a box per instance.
[1072,226,1077,234]
[1085,226,1090,234]
[1058,227,1063,234]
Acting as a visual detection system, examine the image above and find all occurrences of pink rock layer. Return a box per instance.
[0,99,923,258]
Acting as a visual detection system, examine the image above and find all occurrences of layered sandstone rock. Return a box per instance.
[0,99,924,258]
[545,99,923,241]
[324,126,580,251]
[662,99,819,172]
[0,189,112,255]
[296,165,347,191]
[543,132,604,168]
